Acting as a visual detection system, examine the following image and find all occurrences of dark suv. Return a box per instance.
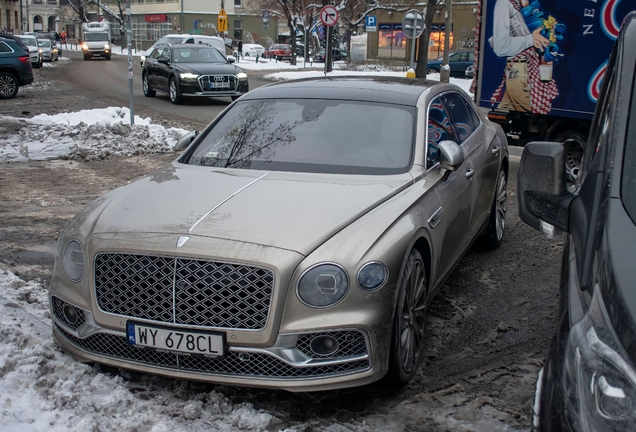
[0,35,34,99]
[518,11,636,432]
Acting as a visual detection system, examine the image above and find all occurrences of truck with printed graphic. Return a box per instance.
[474,0,635,183]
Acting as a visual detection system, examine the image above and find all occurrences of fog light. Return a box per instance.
[310,335,339,355]
[63,304,78,325]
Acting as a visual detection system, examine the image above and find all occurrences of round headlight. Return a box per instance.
[297,263,349,308]
[63,240,85,282]
[357,262,388,290]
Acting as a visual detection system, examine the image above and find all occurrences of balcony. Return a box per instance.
[30,0,58,5]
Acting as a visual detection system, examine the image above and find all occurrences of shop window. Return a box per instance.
[378,23,405,59]
[234,20,242,39]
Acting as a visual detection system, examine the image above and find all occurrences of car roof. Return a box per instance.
[241,76,444,106]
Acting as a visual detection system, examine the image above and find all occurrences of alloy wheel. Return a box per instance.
[398,259,427,374]
[0,75,17,98]
[495,171,507,241]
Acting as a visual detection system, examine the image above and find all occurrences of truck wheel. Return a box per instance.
[479,169,507,250]
[0,72,19,99]
[385,249,428,386]
[555,130,585,190]
[169,77,183,105]
[142,74,155,98]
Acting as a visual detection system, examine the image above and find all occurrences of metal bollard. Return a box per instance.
[255,54,259,63]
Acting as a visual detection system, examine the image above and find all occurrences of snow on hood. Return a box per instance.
[0,107,189,163]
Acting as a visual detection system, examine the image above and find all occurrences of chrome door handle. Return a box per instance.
[491,145,500,155]
[466,168,475,179]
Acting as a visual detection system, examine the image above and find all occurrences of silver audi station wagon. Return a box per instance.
[51,77,509,391]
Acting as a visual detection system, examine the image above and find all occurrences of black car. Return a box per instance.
[313,48,345,63]
[518,11,636,432]
[142,44,248,105]
[0,34,34,99]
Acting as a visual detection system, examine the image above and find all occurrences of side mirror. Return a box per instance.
[227,56,236,63]
[174,130,198,151]
[438,140,464,171]
[517,141,575,237]
[158,56,170,64]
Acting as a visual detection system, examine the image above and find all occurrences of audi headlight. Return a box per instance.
[180,72,199,79]
[357,261,388,290]
[236,72,248,80]
[563,284,636,431]
[297,263,349,308]
[62,240,85,282]
[104,43,110,49]
[81,44,88,50]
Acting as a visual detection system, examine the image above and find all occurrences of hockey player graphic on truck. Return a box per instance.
[489,0,566,114]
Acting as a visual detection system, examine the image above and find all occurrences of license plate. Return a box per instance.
[210,82,230,89]
[126,321,225,358]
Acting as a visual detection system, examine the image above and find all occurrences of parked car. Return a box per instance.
[426,50,475,77]
[265,44,292,60]
[37,39,58,62]
[313,48,345,63]
[142,43,248,104]
[0,35,34,99]
[140,34,228,68]
[518,11,636,432]
[242,43,265,58]
[295,43,313,57]
[14,35,42,69]
[51,76,508,391]
[465,64,474,79]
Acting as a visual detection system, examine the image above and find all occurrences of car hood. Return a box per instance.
[26,46,38,53]
[90,163,413,255]
[173,63,242,76]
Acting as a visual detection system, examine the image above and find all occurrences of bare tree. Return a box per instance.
[415,0,445,78]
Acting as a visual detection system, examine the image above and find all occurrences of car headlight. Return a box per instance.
[563,284,636,431]
[81,44,88,50]
[62,240,85,282]
[357,261,388,290]
[236,72,248,80]
[39,48,43,53]
[180,72,199,79]
[297,263,349,308]
[104,43,110,49]
[140,55,146,62]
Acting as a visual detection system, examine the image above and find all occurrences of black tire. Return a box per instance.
[385,249,428,386]
[84,55,90,61]
[479,169,507,250]
[38,57,43,68]
[0,72,19,99]
[169,77,183,105]
[142,73,156,98]
[426,67,439,74]
[32,60,40,69]
[54,55,58,62]
[105,55,111,61]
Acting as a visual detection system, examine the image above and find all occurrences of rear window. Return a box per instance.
[183,99,415,175]
[623,81,636,224]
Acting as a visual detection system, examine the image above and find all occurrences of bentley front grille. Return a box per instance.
[56,325,370,378]
[198,75,238,92]
[94,253,274,330]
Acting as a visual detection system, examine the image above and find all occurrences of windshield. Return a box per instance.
[84,33,109,42]
[184,99,415,175]
[38,40,51,47]
[18,37,37,47]
[172,46,226,63]
[623,81,636,224]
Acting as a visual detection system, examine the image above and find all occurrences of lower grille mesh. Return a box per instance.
[56,326,369,378]
[295,331,368,358]
[52,297,86,329]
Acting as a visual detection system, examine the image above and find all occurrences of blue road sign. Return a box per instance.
[366,15,377,32]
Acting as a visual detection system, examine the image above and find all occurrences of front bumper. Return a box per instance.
[84,49,110,57]
[180,78,249,98]
[51,296,386,391]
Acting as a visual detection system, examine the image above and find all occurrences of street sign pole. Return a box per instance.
[126,1,134,125]
[324,26,329,76]
[402,9,425,70]
[410,14,417,69]
[320,5,339,76]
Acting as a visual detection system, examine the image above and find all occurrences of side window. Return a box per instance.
[442,93,476,143]
[0,42,12,53]
[449,53,459,62]
[427,97,455,168]
[468,52,475,62]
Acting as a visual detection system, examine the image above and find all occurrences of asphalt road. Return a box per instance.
[63,50,271,124]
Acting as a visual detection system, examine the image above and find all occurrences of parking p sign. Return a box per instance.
[366,15,377,32]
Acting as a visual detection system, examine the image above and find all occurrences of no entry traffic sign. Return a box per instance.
[320,5,339,27]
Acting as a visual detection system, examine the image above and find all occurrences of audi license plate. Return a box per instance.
[126,321,225,358]
[210,81,230,89]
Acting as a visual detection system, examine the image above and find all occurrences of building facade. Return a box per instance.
[1,0,23,33]
[24,0,60,33]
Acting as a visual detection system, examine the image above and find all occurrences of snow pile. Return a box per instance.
[0,107,189,163]
[0,269,274,432]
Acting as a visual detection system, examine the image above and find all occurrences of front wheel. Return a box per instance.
[105,56,111,61]
[142,74,156,97]
[480,169,507,249]
[385,249,428,386]
[169,77,183,105]
[0,72,19,99]
[426,67,439,75]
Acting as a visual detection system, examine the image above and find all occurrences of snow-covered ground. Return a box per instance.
[61,44,144,57]
[0,107,189,163]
